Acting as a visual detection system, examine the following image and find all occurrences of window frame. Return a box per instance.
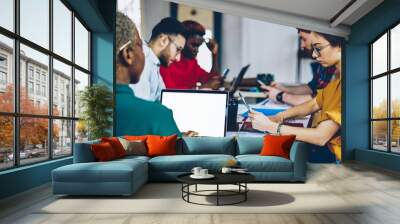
[0,0,92,171]
[370,20,400,154]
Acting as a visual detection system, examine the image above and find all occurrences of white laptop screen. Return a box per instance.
[161,90,228,137]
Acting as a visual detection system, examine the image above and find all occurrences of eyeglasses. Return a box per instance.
[168,36,183,53]
[312,43,330,57]
[119,40,132,52]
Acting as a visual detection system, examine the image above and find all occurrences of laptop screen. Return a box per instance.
[161,90,229,137]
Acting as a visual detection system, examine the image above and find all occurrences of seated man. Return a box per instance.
[115,12,195,137]
[262,29,336,106]
[130,17,186,101]
[160,20,222,90]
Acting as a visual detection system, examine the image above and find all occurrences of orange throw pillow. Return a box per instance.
[101,137,126,158]
[146,135,177,157]
[124,135,148,142]
[91,142,117,161]
[260,135,296,159]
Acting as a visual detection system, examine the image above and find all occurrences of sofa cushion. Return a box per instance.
[236,137,263,155]
[260,135,296,159]
[52,158,147,183]
[118,138,147,156]
[147,135,177,157]
[101,137,127,158]
[91,142,118,162]
[236,155,293,172]
[148,154,235,172]
[179,137,236,155]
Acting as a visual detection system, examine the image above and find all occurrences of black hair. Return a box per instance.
[316,32,343,47]
[182,20,206,38]
[150,17,185,41]
[297,28,311,33]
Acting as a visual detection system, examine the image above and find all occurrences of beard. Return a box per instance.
[159,48,171,67]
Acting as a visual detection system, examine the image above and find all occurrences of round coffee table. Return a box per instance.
[177,173,255,206]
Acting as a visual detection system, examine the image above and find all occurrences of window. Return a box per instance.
[36,83,40,95]
[28,67,34,80]
[74,18,89,70]
[53,0,72,60]
[0,0,14,32]
[0,0,91,170]
[42,85,46,97]
[370,23,400,154]
[0,54,8,87]
[28,81,34,94]
[0,71,6,85]
[20,0,49,49]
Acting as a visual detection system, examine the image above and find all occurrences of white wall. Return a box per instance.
[141,0,170,41]
[222,15,302,84]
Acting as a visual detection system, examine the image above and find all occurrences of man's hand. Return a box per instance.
[206,39,218,55]
[183,130,199,137]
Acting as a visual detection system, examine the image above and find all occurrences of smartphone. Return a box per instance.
[257,80,268,88]
[238,92,253,113]
[222,68,230,80]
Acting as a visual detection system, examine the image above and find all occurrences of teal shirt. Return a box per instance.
[115,84,181,137]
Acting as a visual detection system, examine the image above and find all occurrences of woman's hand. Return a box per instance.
[268,112,284,123]
[182,130,199,137]
[248,111,279,133]
[206,38,218,55]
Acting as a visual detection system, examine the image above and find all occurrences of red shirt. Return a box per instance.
[160,55,217,89]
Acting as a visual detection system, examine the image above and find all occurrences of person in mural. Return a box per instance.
[115,11,197,137]
[262,29,336,106]
[249,31,342,161]
[130,17,186,101]
[160,20,222,90]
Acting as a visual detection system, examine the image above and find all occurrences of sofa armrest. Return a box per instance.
[289,141,309,181]
[73,141,99,163]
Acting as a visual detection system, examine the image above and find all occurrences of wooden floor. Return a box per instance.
[1,162,400,224]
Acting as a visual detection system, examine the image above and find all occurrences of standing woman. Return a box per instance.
[249,31,343,161]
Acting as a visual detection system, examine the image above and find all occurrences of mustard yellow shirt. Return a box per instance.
[314,77,342,161]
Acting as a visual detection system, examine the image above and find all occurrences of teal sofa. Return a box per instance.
[52,137,308,196]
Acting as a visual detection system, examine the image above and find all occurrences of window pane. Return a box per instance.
[0,35,14,113]
[0,116,14,170]
[53,59,72,117]
[20,44,49,115]
[391,72,400,118]
[75,120,88,143]
[74,18,89,70]
[53,119,72,158]
[372,77,387,119]
[74,69,89,118]
[372,33,387,76]
[391,24,400,70]
[372,121,388,151]
[53,0,72,60]
[0,0,14,31]
[391,120,400,153]
[20,117,49,165]
[20,0,49,49]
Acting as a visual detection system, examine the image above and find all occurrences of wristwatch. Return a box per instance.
[276,91,284,103]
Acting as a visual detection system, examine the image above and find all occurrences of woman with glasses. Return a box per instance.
[249,31,343,161]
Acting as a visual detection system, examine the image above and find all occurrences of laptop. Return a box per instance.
[160,90,229,137]
[229,64,250,93]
